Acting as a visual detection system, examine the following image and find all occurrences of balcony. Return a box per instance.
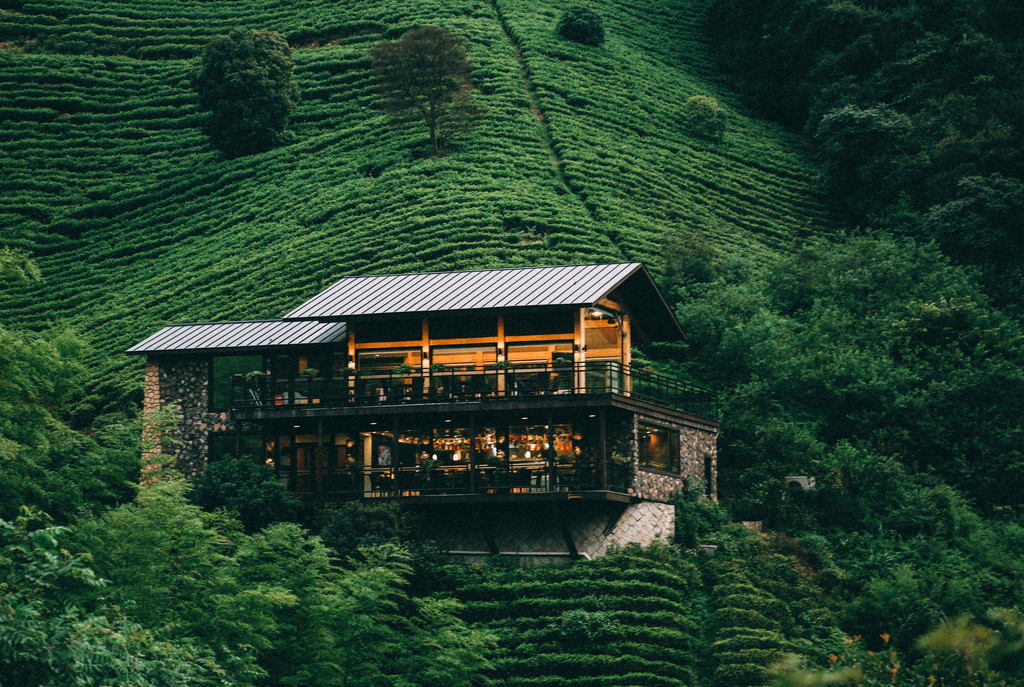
[285,458,636,502]
[231,361,716,420]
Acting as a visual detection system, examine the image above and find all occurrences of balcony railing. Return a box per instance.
[234,361,716,419]
[284,459,635,500]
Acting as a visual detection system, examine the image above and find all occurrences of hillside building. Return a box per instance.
[129,263,718,561]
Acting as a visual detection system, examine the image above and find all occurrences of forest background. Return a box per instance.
[1,0,1023,685]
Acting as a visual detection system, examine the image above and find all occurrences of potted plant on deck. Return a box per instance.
[429,362,449,399]
[390,363,414,401]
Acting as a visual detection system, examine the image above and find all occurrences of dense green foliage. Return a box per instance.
[707,0,1024,309]
[0,0,830,426]
[0,324,137,522]
[669,233,1024,514]
[195,28,300,155]
[190,454,300,532]
[555,7,605,46]
[68,479,494,686]
[371,25,477,156]
[0,509,229,686]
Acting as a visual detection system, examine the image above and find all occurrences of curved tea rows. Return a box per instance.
[453,548,702,687]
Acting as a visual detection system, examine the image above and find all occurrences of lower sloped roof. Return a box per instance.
[126,319,347,355]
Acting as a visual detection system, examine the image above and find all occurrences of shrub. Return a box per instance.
[682,95,726,141]
[556,7,606,46]
[194,28,300,155]
[190,454,299,532]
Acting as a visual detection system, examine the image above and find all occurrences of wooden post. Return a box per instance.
[468,413,477,493]
[497,315,506,395]
[316,419,325,501]
[574,308,584,392]
[599,410,607,491]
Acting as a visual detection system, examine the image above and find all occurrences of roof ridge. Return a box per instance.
[158,318,290,327]
[329,261,642,281]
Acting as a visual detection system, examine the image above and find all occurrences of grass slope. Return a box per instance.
[0,0,833,413]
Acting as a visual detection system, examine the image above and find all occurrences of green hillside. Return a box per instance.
[450,546,702,687]
[0,0,832,413]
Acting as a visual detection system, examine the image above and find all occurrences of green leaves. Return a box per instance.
[190,455,299,533]
[195,28,300,155]
[370,26,477,157]
[0,508,229,687]
[70,482,493,686]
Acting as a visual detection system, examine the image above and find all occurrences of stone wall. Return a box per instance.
[630,414,719,503]
[576,501,675,558]
[143,355,236,477]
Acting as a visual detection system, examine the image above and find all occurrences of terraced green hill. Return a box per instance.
[451,546,703,686]
[0,0,833,413]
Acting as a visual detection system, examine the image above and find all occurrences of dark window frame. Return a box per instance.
[638,422,680,474]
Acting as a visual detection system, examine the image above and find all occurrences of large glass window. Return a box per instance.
[639,424,680,472]
[357,349,422,373]
[431,345,496,371]
[506,342,572,365]
[211,355,263,410]
[508,425,548,462]
[432,427,470,465]
[584,309,622,360]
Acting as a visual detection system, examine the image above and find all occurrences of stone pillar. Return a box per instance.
[140,356,237,478]
[140,360,165,479]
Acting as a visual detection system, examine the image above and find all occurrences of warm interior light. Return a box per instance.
[525,450,531,459]
[453,452,460,461]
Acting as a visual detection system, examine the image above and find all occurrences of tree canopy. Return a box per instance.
[370,26,476,157]
[195,28,300,155]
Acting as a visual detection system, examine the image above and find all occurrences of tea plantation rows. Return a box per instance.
[0,0,834,413]
[449,548,705,686]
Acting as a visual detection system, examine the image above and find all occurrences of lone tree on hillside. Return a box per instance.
[195,28,300,155]
[682,95,726,141]
[370,26,476,157]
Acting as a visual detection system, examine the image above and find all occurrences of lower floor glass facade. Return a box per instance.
[218,410,648,499]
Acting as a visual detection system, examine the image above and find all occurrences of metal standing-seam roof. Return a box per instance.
[285,262,657,320]
[126,320,348,355]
